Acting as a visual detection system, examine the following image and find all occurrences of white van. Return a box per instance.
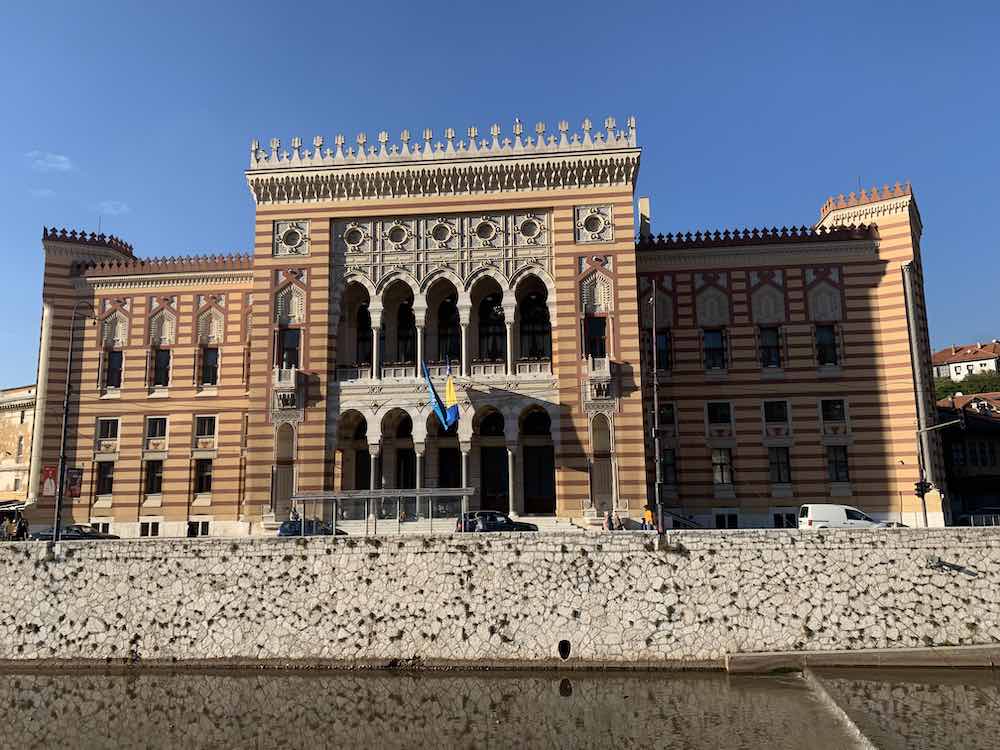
[798,504,884,529]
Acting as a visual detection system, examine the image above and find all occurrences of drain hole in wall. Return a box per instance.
[558,640,571,660]
[559,678,573,697]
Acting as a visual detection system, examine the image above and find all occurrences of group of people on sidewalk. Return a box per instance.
[1,513,29,541]
[603,506,659,532]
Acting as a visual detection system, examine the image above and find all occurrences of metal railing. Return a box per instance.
[289,488,476,536]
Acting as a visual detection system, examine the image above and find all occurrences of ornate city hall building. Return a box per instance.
[23,116,945,536]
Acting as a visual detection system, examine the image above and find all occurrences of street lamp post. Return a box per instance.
[53,300,96,542]
[649,293,663,532]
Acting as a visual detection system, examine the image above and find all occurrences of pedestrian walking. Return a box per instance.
[603,510,612,530]
[612,512,624,531]
[15,514,28,541]
[643,506,654,531]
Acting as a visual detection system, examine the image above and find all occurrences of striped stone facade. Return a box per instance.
[22,119,944,536]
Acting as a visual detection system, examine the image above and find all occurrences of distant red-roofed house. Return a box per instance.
[932,341,1000,381]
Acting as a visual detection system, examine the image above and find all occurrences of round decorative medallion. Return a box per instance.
[387,224,408,245]
[583,213,605,235]
[281,227,304,249]
[344,227,364,247]
[430,222,452,243]
[519,218,541,239]
[475,220,497,242]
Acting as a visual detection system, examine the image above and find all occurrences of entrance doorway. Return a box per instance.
[523,445,555,514]
[480,446,508,512]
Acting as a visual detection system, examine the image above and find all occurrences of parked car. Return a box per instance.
[30,524,120,541]
[798,504,884,529]
[277,519,346,537]
[456,511,539,533]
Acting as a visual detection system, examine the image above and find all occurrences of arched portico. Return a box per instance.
[519,406,556,514]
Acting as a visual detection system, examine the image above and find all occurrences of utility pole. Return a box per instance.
[53,301,96,542]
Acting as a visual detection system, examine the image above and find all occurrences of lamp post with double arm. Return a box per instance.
[53,300,97,542]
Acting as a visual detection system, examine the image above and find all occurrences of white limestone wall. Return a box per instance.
[2,529,999,665]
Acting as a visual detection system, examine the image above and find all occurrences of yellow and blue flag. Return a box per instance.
[423,362,460,429]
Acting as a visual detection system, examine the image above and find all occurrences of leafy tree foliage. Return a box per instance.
[935,372,1000,400]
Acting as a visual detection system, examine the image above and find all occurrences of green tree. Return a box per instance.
[935,372,1000,400]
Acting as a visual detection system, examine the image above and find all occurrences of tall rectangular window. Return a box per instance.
[816,324,839,366]
[140,521,160,537]
[657,402,675,432]
[105,350,123,389]
[96,462,115,495]
[277,329,300,369]
[584,316,607,359]
[146,417,167,439]
[768,447,792,483]
[145,460,164,495]
[821,399,846,423]
[759,326,781,368]
[655,329,671,371]
[187,521,210,537]
[201,347,219,385]
[707,402,732,426]
[763,400,788,424]
[712,448,733,485]
[15,436,23,461]
[714,512,738,529]
[97,418,119,440]
[195,416,216,439]
[703,330,727,370]
[827,445,850,482]
[195,459,213,494]
[153,349,171,386]
[660,447,678,486]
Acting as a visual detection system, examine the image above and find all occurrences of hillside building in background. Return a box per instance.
[0,385,34,507]
[22,116,946,536]
[936,392,1000,522]
[932,341,1000,381]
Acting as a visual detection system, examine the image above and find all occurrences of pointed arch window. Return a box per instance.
[437,296,460,362]
[477,294,505,362]
[356,304,373,365]
[396,302,416,363]
[519,293,551,359]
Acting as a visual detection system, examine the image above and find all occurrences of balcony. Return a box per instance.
[382,362,415,379]
[272,366,303,421]
[585,356,615,403]
[425,360,460,377]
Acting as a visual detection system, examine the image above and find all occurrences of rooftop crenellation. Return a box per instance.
[75,253,253,277]
[636,223,877,251]
[42,226,134,257]
[249,116,638,171]
[820,182,911,219]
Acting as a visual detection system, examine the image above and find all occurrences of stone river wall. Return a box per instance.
[2,529,1000,665]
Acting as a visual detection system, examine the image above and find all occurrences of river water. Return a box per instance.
[2,667,998,749]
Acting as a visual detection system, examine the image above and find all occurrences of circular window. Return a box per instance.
[343,227,364,247]
[281,228,303,248]
[431,222,452,243]
[387,225,408,244]
[583,214,605,234]
[475,220,497,242]
[520,218,541,239]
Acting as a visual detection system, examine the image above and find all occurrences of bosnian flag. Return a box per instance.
[423,362,460,430]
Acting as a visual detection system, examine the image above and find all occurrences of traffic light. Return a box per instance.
[914,480,932,497]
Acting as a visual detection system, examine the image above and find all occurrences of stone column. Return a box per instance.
[414,443,425,519]
[506,443,516,517]
[368,443,381,521]
[460,442,471,518]
[415,324,424,378]
[460,323,469,377]
[372,326,381,381]
[505,321,514,375]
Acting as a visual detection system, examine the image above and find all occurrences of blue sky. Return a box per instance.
[2,1,997,387]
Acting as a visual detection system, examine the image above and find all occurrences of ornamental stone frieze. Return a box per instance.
[332,210,553,293]
[246,117,639,205]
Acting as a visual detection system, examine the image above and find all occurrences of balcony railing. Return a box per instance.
[425,360,460,377]
[382,362,415,379]
[515,358,552,375]
[96,438,119,454]
[272,366,302,416]
[194,436,216,450]
[471,360,505,376]
[822,420,849,436]
[336,364,373,381]
[586,356,615,401]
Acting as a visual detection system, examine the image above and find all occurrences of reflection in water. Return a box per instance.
[1,667,996,749]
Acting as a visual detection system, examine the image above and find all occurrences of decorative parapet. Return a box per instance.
[42,227,134,258]
[636,223,877,252]
[820,182,911,219]
[246,117,639,204]
[76,253,253,278]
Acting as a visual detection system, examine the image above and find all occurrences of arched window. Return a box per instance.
[356,305,372,365]
[478,411,505,437]
[519,293,551,359]
[477,294,505,362]
[522,409,551,436]
[437,296,460,362]
[396,302,416,363]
